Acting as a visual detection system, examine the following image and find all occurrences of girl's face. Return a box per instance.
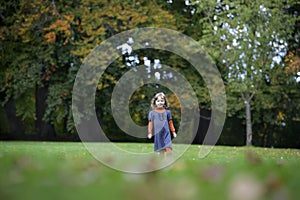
[155,96,165,108]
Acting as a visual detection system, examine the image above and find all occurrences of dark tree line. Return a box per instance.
[0,0,299,147]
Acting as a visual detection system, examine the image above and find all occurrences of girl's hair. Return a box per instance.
[151,92,169,109]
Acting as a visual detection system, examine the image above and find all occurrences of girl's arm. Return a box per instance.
[167,110,177,137]
[168,120,177,137]
[168,120,175,132]
[148,120,153,139]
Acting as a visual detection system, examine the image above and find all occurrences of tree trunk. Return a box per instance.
[35,85,55,140]
[193,109,210,144]
[3,96,25,139]
[245,100,253,146]
[266,125,274,147]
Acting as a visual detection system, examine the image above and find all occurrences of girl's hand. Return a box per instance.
[147,134,152,139]
[173,132,177,138]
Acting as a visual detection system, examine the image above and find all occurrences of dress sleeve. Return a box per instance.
[166,110,172,120]
[148,111,153,121]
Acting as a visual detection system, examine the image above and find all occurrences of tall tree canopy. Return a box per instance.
[0,0,299,147]
[195,0,299,145]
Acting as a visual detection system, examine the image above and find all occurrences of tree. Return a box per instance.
[0,0,182,139]
[1,0,82,138]
[196,0,298,145]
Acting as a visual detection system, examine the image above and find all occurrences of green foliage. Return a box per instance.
[0,0,299,145]
[195,0,299,144]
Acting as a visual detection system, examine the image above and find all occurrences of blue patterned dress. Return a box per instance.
[148,110,173,152]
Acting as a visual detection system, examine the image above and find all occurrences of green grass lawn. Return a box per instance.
[0,141,299,200]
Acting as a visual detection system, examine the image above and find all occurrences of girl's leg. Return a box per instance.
[159,150,165,158]
[165,147,172,153]
[159,148,172,159]
[165,147,172,160]
[166,147,172,160]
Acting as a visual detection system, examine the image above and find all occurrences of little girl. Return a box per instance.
[147,92,177,156]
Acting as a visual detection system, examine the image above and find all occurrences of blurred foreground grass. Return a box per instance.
[0,141,299,200]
